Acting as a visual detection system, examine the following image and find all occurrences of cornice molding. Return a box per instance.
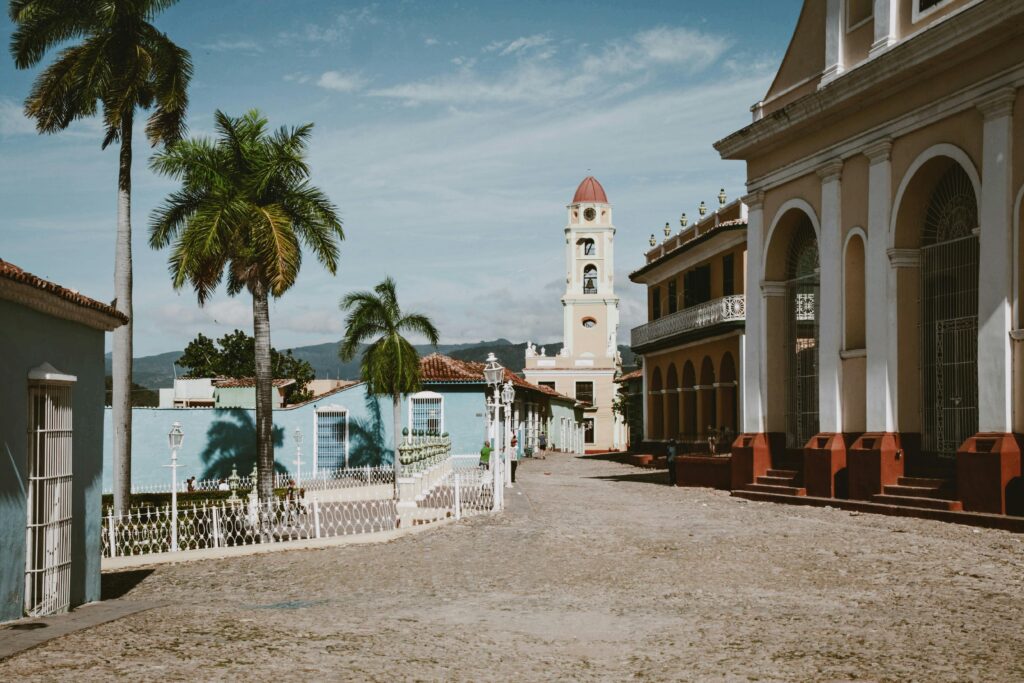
[887,248,921,268]
[977,86,1017,119]
[816,159,844,183]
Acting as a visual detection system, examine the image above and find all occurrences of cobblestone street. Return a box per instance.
[3,453,1024,682]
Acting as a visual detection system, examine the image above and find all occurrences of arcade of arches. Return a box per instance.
[645,335,740,445]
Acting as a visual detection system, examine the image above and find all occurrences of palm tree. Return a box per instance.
[149,109,344,500]
[339,278,440,484]
[10,0,192,515]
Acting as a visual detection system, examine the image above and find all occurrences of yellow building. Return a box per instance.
[524,177,625,451]
[716,0,1024,515]
[629,197,747,453]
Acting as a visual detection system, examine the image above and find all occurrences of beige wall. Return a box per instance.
[842,354,867,432]
[899,0,975,38]
[764,1,825,114]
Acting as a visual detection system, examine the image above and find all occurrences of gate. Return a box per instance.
[25,384,73,617]
[920,236,979,458]
[786,223,820,449]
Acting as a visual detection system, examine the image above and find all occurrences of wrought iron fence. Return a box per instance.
[631,294,745,348]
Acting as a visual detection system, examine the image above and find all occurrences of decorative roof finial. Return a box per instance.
[718,188,727,207]
[698,201,707,218]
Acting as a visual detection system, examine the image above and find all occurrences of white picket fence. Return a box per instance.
[101,461,498,559]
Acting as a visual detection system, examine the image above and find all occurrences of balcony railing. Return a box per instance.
[631,294,745,349]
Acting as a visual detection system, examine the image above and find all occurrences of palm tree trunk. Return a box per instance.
[253,282,274,501]
[392,394,402,490]
[112,115,134,516]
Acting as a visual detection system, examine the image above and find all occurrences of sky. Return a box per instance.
[0,0,802,357]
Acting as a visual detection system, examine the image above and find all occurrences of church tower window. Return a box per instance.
[583,265,598,294]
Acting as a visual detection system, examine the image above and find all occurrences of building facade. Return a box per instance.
[629,197,748,453]
[524,176,624,451]
[716,0,1024,514]
[0,259,125,621]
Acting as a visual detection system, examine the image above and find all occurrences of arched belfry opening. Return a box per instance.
[785,221,820,449]
[582,264,597,294]
[919,164,979,459]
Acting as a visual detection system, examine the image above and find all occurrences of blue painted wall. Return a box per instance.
[103,381,493,490]
[0,299,107,622]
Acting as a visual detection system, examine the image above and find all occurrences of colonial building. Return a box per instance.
[524,176,625,451]
[629,196,748,453]
[715,0,1024,515]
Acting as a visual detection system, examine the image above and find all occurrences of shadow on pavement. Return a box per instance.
[102,569,155,600]
[589,471,671,486]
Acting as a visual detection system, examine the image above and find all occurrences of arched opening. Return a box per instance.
[699,357,716,438]
[843,232,866,350]
[918,163,979,459]
[582,264,597,294]
[719,352,738,437]
[785,221,820,448]
[681,361,697,439]
[578,238,596,256]
[650,367,664,439]
[665,364,680,439]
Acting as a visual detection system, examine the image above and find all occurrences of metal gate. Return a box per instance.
[919,164,979,459]
[786,223,820,448]
[25,384,73,617]
[920,236,979,458]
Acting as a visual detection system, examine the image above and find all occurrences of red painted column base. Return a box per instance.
[847,432,906,501]
[956,433,1023,515]
[803,433,856,499]
[730,433,784,490]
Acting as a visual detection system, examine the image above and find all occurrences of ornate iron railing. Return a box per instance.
[631,295,745,348]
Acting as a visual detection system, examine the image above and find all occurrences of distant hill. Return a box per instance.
[108,338,636,389]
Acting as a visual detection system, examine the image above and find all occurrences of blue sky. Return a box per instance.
[0,0,802,356]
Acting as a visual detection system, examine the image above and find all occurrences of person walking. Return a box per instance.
[667,439,678,486]
[479,440,492,469]
[510,435,520,483]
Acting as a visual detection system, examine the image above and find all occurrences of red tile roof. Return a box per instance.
[0,258,127,325]
[616,369,642,383]
[418,353,577,402]
[572,176,608,204]
[213,377,296,389]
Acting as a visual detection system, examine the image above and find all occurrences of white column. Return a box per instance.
[977,89,1016,433]
[822,0,844,83]
[864,140,895,432]
[870,0,898,56]
[817,161,844,433]
[741,192,765,433]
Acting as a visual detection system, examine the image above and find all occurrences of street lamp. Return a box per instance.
[501,381,516,488]
[293,427,304,487]
[166,422,184,552]
[718,188,727,207]
[483,353,504,510]
[483,352,503,386]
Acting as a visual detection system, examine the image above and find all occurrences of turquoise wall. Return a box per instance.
[103,381,492,491]
[0,299,107,622]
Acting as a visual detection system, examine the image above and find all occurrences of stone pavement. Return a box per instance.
[1,453,1023,681]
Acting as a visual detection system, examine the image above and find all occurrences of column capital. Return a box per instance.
[816,159,844,182]
[760,280,787,297]
[863,138,893,163]
[742,191,765,210]
[887,247,920,268]
[977,87,1016,120]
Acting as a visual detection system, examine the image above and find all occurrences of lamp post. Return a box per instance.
[501,381,515,488]
[483,353,504,510]
[293,428,304,487]
[166,422,184,552]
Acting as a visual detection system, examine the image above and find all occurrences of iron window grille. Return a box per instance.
[409,393,444,434]
[314,407,349,474]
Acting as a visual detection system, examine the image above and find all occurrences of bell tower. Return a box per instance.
[562,176,619,359]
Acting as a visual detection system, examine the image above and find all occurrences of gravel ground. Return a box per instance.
[3,453,1024,682]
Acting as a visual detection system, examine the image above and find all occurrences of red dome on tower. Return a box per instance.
[572,176,608,204]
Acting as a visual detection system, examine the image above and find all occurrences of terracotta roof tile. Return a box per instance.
[0,258,127,324]
[418,353,576,402]
[616,369,642,382]
[213,377,296,389]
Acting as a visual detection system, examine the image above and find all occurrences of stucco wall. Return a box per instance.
[0,299,107,622]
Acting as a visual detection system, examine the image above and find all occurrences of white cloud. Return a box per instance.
[424,37,440,46]
[0,98,36,136]
[278,5,378,45]
[200,38,263,53]
[484,34,552,56]
[316,70,369,93]
[283,73,312,84]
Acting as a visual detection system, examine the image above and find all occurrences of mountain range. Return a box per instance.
[106,339,636,389]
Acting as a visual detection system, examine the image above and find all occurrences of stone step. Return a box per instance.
[883,484,956,499]
[766,469,799,479]
[871,494,963,511]
[756,475,799,486]
[743,483,807,496]
[897,476,950,489]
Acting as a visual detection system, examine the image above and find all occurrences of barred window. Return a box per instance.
[575,382,594,404]
[409,392,444,433]
[314,406,349,473]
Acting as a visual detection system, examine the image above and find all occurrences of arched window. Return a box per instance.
[579,238,596,256]
[583,265,597,294]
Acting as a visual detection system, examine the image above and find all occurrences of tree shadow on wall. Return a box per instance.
[345,393,392,468]
[200,409,287,480]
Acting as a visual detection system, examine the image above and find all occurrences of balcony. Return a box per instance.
[631,295,745,350]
